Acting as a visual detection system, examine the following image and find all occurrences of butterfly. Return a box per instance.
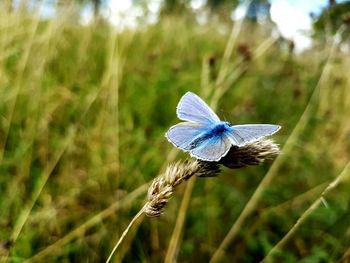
[165,92,281,162]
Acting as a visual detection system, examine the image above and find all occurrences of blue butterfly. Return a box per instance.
[165,92,281,162]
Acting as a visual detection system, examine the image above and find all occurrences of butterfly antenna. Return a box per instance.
[222,110,227,122]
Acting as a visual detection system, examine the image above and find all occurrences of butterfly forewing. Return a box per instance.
[176,92,220,125]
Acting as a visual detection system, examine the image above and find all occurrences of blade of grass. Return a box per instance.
[261,182,328,217]
[23,183,148,263]
[164,177,196,263]
[211,36,277,110]
[106,204,146,263]
[209,29,341,263]
[337,245,350,263]
[8,59,110,260]
[162,5,253,259]
[215,0,251,90]
[262,161,350,261]
[0,3,41,163]
[164,17,277,263]
[9,11,133,260]
[10,127,76,243]
[8,74,104,244]
[8,13,60,243]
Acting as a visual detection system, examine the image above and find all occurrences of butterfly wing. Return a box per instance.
[168,92,281,160]
[176,92,220,125]
[165,122,206,151]
[190,134,232,162]
[229,124,281,146]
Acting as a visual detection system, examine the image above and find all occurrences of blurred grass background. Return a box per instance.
[0,0,350,262]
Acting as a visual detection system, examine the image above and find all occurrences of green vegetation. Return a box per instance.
[313,1,350,41]
[0,4,349,263]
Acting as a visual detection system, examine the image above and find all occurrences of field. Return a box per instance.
[0,5,350,263]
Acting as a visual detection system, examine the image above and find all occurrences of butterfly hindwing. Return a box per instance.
[190,134,232,162]
[165,122,205,151]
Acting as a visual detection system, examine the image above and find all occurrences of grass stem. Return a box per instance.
[209,30,340,263]
[262,162,350,262]
[24,183,148,262]
[106,204,146,263]
[164,177,197,263]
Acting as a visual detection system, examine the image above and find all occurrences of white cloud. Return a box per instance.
[148,0,161,13]
[102,0,160,30]
[231,1,250,21]
[190,0,206,10]
[109,0,132,13]
[270,1,312,51]
[80,5,93,25]
[102,0,140,30]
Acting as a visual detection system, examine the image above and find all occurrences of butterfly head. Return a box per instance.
[211,122,232,135]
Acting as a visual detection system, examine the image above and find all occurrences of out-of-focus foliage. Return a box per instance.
[0,2,349,263]
[313,1,350,40]
[160,0,191,14]
[206,0,239,10]
[246,0,271,21]
[75,0,105,17]
[159,0,240,20]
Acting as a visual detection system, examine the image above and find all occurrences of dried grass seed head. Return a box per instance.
[145,160,220,217]
[219,139,280,169]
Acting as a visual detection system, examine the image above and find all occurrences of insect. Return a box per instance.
[165,92,281,162]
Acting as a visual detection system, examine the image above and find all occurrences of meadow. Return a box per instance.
[0,5,349,263]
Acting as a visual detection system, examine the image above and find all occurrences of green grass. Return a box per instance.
[0,7,349,263]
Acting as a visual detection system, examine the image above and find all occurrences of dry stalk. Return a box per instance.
[209,30,341,263]
[146,139,279,217]
[106,139,280,262]
[262,161,350,262]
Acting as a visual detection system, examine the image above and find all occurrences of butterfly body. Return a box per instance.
[209,122,232,136]
[187,122,232,150]
[166,92,281,162]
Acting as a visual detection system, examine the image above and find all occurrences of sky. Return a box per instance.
[269,0,334,50]
[46,0,346,51]
[98,0,339,50]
